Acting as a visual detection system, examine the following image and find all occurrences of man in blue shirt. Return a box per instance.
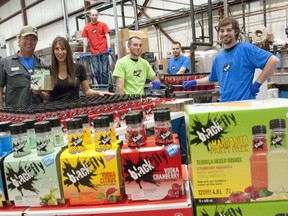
[182,17,279,102]
[167,42,190,74]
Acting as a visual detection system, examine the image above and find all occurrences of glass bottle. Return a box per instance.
[250,125,268,190]
[93,116,111,151]
[34,121,55,156]
[45,117,65,147]
[67,118,85,153]
[125,111,146,148]
[23,119,37,149]
[154,109,173,146]
[0,121,12,153]
[267,119,288,192]
[10,123,30,157]
[99,113,116,143]
[74,114,92,146]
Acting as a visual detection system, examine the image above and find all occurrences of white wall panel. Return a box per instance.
[0,0,21,19]
[26,0,63,26]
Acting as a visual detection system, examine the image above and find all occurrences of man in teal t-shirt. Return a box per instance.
[112,36,160,95]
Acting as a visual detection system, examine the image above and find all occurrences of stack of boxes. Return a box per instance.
[184,98,288,215]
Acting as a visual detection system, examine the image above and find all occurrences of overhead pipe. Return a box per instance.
[113,0,121,58]
[189,0,213,73]
[132,0,139,30]
[61,0,70,39]
[242,0,246,31]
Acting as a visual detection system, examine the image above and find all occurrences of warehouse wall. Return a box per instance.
[0,0,287,60]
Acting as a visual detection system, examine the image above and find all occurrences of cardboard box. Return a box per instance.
[121,136,184,201]
[184,98,288,204]
[156,98,194,112]
[59,142,124,205]
[196,200,288,216]
[155,58,168,74]
[31,67,52,90]
[3,147,64,206]
[118,28,149,57]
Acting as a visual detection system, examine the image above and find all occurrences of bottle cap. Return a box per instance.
[67,118,83,130]
[93,116,110,128]
[23,119,38,129]
[270,119,286,130]
[125,111,142,124]
[0,121,12,132]
[44,117,61,127]
[99,113,114,123]
[252,125,266,134]
[154,109,171,121]
[34,121,51,133]
[10,123,27,135]
[74,114,89,124]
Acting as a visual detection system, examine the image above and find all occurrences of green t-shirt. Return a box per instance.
[112,55,155,94]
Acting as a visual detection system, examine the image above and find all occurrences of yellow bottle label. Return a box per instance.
[94,131,111,151]
[68,132,86,153]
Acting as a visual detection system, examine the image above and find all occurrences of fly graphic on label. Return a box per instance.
[133,70,141,77]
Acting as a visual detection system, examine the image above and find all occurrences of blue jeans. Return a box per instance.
[91,54,109,85]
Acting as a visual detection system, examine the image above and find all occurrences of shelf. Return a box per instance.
[1,166,193,216]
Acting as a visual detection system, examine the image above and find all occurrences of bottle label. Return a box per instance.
[68,131,85,153]
[94,131,111,151]
[252,137,267,152]
[126,128,146,148]
[155,126,173,145]
[12,136,31,157]
[271,134,286,148]
[37,134,55,156]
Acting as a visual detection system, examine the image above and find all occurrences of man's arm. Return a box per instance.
[176,66,188,74]
[176,56,190,74]
[152,76,160,82]
[115,77,125,95]
[105,33,111,49]
[255,55,279,84]
[83,38,88,53]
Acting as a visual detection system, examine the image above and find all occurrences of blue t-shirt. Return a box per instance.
[167,55,190,74]
[209,42,272,102]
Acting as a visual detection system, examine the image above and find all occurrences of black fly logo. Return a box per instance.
[36,140,49,153]
[253,139,265,150]
[31,76,41,86]
[223,64,230,72]
[6,161,41,196]
[99,135,111,146]
[70,136,84,148]
[133,70,141,77]
[13,139,27,155]
[190,113,228,151]
[200,205,243,216]
[123,155,160,189]
[62,158,98,192]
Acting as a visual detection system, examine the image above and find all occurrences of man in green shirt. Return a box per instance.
[113,36,161,95]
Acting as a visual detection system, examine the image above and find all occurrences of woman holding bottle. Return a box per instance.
[49,36,113,101]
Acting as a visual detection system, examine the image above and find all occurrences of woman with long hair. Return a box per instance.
[50,36,113,101]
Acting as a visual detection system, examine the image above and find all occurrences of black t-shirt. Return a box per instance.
[51,63,87,102]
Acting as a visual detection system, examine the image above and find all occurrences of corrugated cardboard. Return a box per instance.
[119,28,149,57]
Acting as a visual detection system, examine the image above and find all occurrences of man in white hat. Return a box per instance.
[0,25,49,108]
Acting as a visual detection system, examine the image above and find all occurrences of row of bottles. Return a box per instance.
[250,118,288,192]
[0,106,185,207]
[0,94,157,124]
